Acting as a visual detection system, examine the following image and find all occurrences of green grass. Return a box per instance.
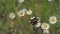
[0,0,60,34]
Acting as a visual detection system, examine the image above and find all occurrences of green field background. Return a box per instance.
[0,0,60,34]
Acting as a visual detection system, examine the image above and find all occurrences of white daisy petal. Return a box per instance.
[30,17,35,19]
[49,16,57,24]
[26,9,32,15]
[9,13,15,19]
[17,10,25,17]
[34,23,41,27]
[43,29,49,34]
[19,0,24,3]
[48,0,52,2]
[41,23,50,30]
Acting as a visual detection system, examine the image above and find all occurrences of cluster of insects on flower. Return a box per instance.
[29,16,57,34]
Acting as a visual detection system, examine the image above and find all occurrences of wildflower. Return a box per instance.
[18,0,24,3]
[26,9,32,15]
[43,29,49,34]
[48,0,52,2]
[9,13,15,19]
[30,17,35,19]
[22,8,27,12]
[41,23,50,30]
[49,16,57,24]
[34,22,41,27]
[17,9,25,17]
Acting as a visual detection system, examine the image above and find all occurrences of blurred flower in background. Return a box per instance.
[41,23,50,30]
[49,16,57,24]
[18,0,24,3]
[22,8,27,12]
[17,9,25,17]
[9,13,15,19]
[26,9,32,15]
[43,29,49,34]
[30,17,35,19]
[34,22,41,27]
[48,0,52,2]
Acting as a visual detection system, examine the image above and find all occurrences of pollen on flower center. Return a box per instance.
[44,25,47,28]
[11,15,14,16]
[19,11,23,15]
[51,18,55,22]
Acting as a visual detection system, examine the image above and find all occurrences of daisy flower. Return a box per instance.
[41,23,50,30]
[30,17,41,27]
[26,9,32,15]
[43,29,49,34]
[18,0,24,3]
[17,9,25,17]
[9,13,15,19]
[48,0,52,2]
[49,16,57,24]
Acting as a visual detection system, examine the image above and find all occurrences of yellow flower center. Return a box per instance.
[11,15,14,16]
[11,13,14,17]
[44,25,47,28]
[19,11,23,15]
[51,18,55,22]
